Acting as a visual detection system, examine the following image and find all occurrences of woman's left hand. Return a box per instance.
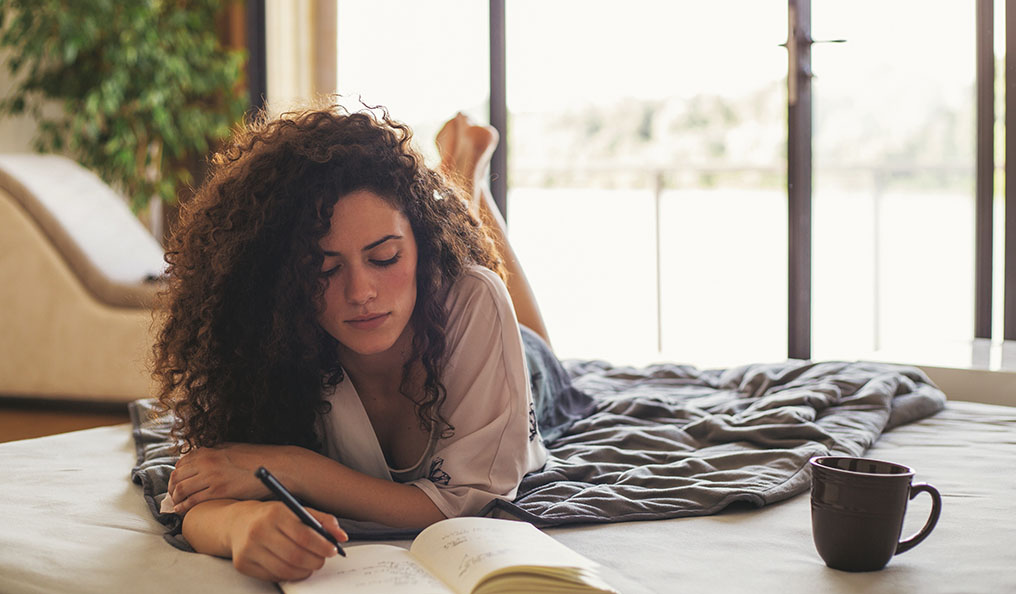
[168,443,290,515]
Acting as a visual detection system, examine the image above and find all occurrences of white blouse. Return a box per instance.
[318,265,549,518]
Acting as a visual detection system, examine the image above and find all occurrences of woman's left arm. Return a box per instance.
[168,443,446,528]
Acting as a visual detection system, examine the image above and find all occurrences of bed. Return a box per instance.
[2,361,1015,594]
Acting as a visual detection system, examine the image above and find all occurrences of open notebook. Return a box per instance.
[282,517,618,594]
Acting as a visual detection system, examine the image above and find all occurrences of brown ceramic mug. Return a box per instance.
[809,456,942,572]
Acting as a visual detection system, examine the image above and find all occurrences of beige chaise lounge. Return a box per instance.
[0,154,165,403]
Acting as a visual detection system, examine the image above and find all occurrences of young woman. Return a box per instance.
[154,106,552,581]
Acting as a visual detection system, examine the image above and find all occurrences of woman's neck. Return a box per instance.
[337,324,415,391]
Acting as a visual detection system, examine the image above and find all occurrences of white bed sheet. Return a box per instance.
[1,400,1013,594]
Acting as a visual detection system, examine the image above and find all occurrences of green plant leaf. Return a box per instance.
[0,0,246,212]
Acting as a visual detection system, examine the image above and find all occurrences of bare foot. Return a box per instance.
[436,113,499,216]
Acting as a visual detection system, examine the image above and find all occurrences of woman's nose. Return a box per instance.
[345,266,377,304]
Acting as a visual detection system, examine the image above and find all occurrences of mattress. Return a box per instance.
[1,400,1013,593]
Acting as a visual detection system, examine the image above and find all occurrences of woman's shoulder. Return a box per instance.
[448,265,511,306]
[444,265,517,336]
[459,264,506,286]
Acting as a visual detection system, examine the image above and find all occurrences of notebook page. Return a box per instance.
[283,544,453,594]
[409,518,598,593]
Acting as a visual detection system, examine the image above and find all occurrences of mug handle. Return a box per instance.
[895,482,942,555]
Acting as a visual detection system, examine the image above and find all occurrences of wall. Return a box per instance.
[265,0,336,114]
[921,365,1016,407]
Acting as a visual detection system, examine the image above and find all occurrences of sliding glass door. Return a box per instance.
[810,1,978,363]
[330,0,997,367]
[504,1,788,365]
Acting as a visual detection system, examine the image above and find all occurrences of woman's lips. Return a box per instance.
[344,313,390,330]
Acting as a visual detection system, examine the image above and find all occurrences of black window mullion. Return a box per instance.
[976,0,994,339]
[245,0,267,115]
[489,0,508,219]
[1006,0,1016,340]
[788,0,813,360]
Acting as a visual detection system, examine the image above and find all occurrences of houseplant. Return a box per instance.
[0,0,247,214]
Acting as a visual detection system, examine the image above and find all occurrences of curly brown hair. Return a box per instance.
[153,104,505,452]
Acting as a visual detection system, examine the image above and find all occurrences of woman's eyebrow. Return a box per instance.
[322,234,402,256]
[363,234,402,251]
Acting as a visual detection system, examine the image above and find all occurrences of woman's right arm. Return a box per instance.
[182,499,347,582]
[170,443,447,527]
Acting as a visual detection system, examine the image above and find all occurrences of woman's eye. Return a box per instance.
[371,254,401,267]
[321,264,342,277]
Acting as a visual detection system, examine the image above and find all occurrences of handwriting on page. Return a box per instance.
[331,560,447,591]
[439,526,490,551]
[408,518,601,593]
[435,525,556,580]
[293,549,453,594]
[458,549,507,579]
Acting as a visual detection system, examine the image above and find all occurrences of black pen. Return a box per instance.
[255,466,346,557]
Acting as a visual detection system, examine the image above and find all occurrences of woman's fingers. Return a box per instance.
[171,483,211,514]
[306,508,349,543]
[231,558,277,583]
[235,551,315,583]
[169,471,197,500]
[169,446,268,512]
[168,449,213,492]
[167,459,196,492]
[231,502,340,582]
[169,470,221,513]
[277,509,347,559]
[245,537,326,579]
[168,467,206,499]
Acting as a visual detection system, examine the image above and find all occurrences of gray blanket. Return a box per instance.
[493,359,945,525]
[131,359,945,543]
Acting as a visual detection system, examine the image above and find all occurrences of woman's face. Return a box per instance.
[317,189,418,359]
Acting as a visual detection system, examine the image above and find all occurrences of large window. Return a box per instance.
[810,1,979,363]
[329,0,1005,368]
[504,1,787,366]
[335,0,489,167]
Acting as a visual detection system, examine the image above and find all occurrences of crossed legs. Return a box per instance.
[436,113,552,348]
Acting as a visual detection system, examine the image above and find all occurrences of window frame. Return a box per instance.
[485,0,1001,359]
[251,0,1006,359]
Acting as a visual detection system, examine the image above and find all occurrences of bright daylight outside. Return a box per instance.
[335,0,985,369]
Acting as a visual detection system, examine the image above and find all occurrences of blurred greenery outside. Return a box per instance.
[502,59,1000,197]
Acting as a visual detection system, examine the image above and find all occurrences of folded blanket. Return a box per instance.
[128,402,189,550]
[491,359,945,525]
[131,357,945,546]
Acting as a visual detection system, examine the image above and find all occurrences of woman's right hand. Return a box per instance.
[224,500,349,582]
